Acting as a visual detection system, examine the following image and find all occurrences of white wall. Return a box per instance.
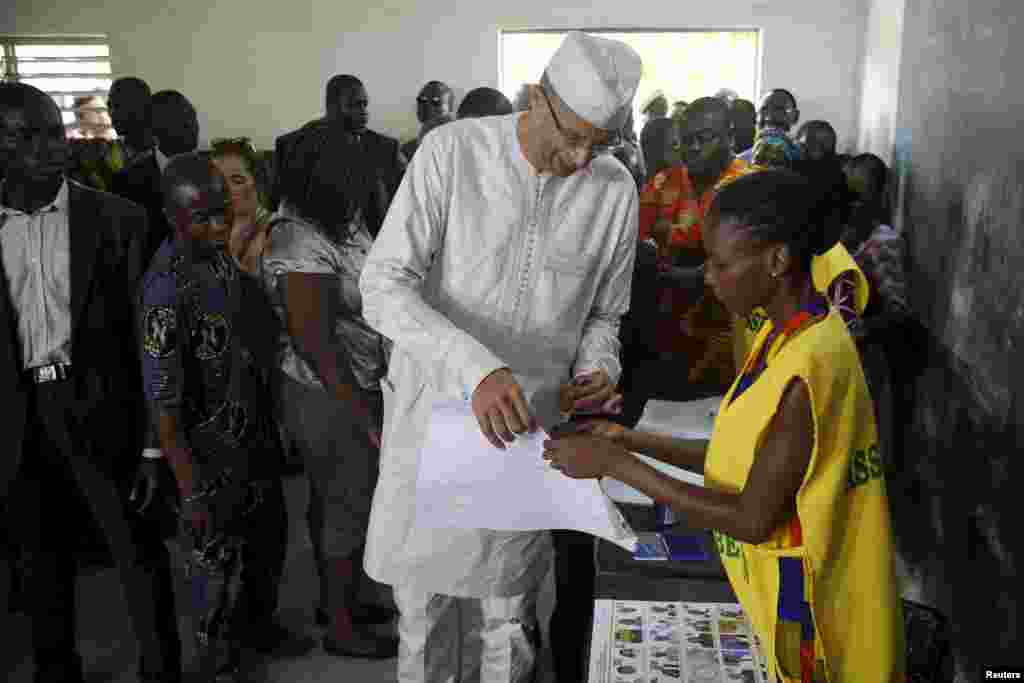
[855,0,906,165]
[5,0,867,151]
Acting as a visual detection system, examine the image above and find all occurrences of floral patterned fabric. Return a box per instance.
[637,159,754,387]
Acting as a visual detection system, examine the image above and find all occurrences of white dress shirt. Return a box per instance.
[359,114,638,597]
[0,180,72,369]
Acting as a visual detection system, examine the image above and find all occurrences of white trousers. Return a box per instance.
[394,583,541,683]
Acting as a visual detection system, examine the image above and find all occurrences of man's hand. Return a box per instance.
[559,370,621,418]
[471,368,536,450]
[130,458,175,515]
[651,216,673,260]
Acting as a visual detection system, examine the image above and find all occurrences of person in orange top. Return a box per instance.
[638,97,752,390]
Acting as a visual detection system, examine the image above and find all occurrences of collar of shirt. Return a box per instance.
[0,178,70,218]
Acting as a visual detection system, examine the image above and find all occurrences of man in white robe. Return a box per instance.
[359,31,642,682]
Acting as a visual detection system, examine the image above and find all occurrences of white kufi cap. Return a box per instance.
[542,31,643,131]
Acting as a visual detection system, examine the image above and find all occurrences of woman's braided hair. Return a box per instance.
[708,168,836,273]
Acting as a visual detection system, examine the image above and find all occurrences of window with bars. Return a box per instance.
[1,36,114,139]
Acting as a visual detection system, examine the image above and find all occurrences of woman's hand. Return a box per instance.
[573,419,628,442]
[542,433,632,480]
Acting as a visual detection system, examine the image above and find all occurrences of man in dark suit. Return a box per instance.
[0,82,180,683]
[272,74,405,235]
[111,89,200,269]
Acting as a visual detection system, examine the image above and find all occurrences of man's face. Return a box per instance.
[416,82,452,125]
[107,88,144,137]
[0,97,70,185]
[796,127,835,162]
[678,110,730,179]
[158,102,200,156]
[757,92,796,130]
[332,85,370,133]
[167,169,233,245]
[538,87,615,178]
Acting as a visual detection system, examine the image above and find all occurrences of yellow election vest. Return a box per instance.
[732,243,871,370]
[705,309,904,682]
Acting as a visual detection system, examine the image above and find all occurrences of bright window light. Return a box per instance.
[500,30,760,136]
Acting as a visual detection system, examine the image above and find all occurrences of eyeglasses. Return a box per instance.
[416,96,445,105]
[540,87,622,156]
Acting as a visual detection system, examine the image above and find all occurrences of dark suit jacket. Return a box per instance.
[272,121,405,234]
[111,153,170,269]
[270,118,324,211]
[0,181,148,503]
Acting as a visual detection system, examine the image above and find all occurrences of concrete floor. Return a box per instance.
[3,474,559,683]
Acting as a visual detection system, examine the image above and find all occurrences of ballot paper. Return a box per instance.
[601,396,723,506]
[588,599,770,683]
[639,395,723,440]
[414,400,638,551]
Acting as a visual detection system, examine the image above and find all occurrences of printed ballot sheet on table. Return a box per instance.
[414,400,638,551]
[588,599,771,683]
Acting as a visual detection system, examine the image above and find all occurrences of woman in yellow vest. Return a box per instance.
[544,170,904,682]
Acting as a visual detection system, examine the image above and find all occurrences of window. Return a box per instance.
[1,35,114,138]
[500,29,760,137]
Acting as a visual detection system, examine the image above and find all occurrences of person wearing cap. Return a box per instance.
[358,30,642,682]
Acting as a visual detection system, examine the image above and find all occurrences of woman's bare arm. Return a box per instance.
[610,378,814,544]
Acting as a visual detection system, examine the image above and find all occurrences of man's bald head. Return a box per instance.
[795,120,837,161]
[0,81,61,121]
[757,89,799,130]
[325,74,369,132]
[457,87,514,119]
[162,151,232,244]
[151,89,199,156]
[108,77,151,137]
[416,80,455,124]
[0,82,69,186]
[678,97,733,180]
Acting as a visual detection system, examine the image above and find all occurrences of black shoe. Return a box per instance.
[321,629,399,659]
[240,619,316,658]
[315,605,329,627]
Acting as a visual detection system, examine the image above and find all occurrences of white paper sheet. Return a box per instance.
[601,455,706,506]
[414,400,637,551]
[639,395,723,440]
[601,396,723,506]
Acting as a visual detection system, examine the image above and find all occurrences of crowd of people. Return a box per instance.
[0,29,909,683]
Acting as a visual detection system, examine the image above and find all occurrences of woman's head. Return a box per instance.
[210,137,266,221]
[845,153,888,208]
[704,169,831,316]
[276,124,376,237]
[842,153,890,247]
